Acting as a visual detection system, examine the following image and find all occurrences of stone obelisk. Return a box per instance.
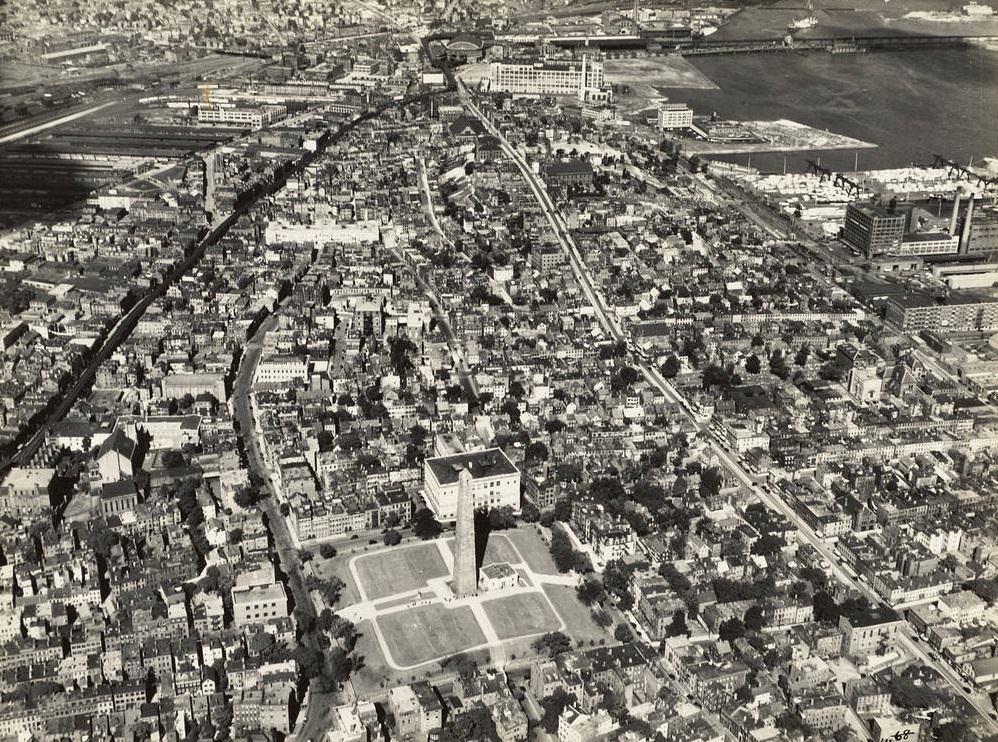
[452,467,477,596]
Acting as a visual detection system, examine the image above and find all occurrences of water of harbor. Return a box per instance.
[660,46,998,174]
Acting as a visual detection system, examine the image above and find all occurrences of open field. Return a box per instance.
[605,56,718,91]
[543,584,608,644]
[377,603,486,667]
[506,528,559,574]
[482,592,562,640]
[353,542,448,601]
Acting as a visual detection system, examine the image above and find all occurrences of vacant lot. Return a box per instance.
[506,528,559,574]
[604,56,717,90]
[377,603,486,668]
[482,591,562,641]
[354,543,448,601]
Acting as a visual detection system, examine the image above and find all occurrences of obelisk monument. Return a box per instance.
[452,467,477,596]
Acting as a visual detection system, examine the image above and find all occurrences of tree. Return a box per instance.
[619,366,639,386]
[718,617,745,642]
[521,501,541,522]
[384,529,402,546]
[532,631,572,657]
[602,559,636,603]
[614,623,634,643]
[539,688,574,733]
[592,608,613,628]
[889,675,939,709]
[813,590,838,622]
[293,645,324,681]
[751,533,785,556]
[487,505,517,530]
[661,355,681,378]
[234,486,262,509]
[745,354,761,374]
[769,350,790,380]
[550,529,588,573]
[744,605,766,632]
[576,577,605,606]
[413,508,443,540]
[524,441,549,465]
[666,609,688,637]
[700,466,723,498]
[319,544,338,559]
[968,578,998,604]
[87,520,118,559]
[248,631,277,658]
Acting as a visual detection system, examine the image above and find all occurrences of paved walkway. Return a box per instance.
[337,531,579,671]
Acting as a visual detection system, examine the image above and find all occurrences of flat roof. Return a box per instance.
[425,447,518,484]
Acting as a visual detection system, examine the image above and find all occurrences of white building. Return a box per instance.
[887,232,960,257]
[489,56,609,102]
[479,562,519,591]
[657,102,694,129]
[557,706,616,742]
[232,583,288,626]
[256,355,310,386]
[423,448,520,520]
[725,424,770,453]
[198,104,286,128]
[264,219,381,246]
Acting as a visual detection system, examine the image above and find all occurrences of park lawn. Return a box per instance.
[506,527,559,574]
[315,555,362,608]
[377,603,486,668]
[482,533,522,565]
[482,591,561,641]
[542,584,608,644]
[350,619,430,695]
[354,542,448,601]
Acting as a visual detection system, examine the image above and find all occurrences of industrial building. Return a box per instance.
[842,201,906,257]
[885,291,998,333]
[657,102,693,129]
[488,55,609,102]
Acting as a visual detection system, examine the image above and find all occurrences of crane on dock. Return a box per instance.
[806,159,863,196]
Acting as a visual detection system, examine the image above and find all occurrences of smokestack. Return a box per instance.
[961,195,976,252]
[950,193,961,236]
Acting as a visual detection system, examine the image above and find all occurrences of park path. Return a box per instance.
[335,530,580,671]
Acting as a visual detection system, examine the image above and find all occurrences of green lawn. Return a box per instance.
[542,584,608,643]
[377,603,486,668]
[354,543,448,601]
[482,591,561,640]
[506,527,559,574]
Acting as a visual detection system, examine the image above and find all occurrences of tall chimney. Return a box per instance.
[960,195,976,253]
[949,193,961,236]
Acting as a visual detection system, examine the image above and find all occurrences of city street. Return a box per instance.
[458,82,998,735]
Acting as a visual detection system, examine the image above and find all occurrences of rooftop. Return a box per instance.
[425,448,518,484]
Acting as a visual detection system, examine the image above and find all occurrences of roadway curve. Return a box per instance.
[456,81,998,733]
